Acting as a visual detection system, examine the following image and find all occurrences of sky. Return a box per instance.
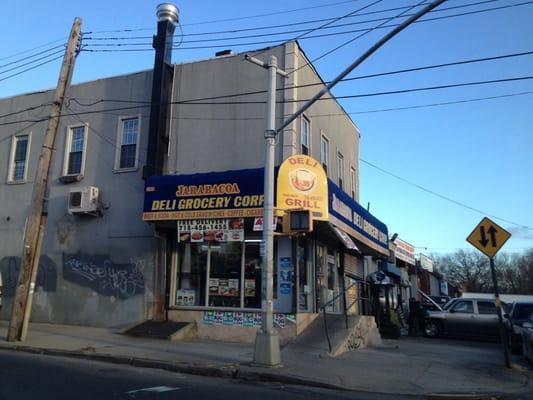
[1,0,532,256]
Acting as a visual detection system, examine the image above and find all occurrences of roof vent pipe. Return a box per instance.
[156,3,179,24]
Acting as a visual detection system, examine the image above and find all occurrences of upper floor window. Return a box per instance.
[350,167,356,199]
[320,135,329,174]
[63,124,87,177]
[7,134,30,183]
[115,116,140,170]
[337,152,344,190]
[300,116,310,155]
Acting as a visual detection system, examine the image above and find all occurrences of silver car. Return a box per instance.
[424,298,503,341]
[521,315,533,363]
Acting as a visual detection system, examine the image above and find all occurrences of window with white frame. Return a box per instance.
[300,116,310,155]
[337,152,344,190]
[115,116,140,170]
[350,167,356,199]
[8,134,30,183]
[63,125,87,176]
[320,135,329,174]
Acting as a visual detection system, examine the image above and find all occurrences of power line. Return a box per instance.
[0,49,65,76]
[64,91,533,121]
[2,73,532,127]
[2,89,531,145]
[289,0,426,77]
[0,45,64,71]
[0,38,65,63]
[360,158,533,230]
[0,103,52,120]
[0,55,63,83]
[62,50,533,106]
[249,0,382,60]
[84,0,366,34]
[2,74,532,129]
[86,0,500,39]
[347,91,533,114]
[82,1,533,52]
[169,75,533,105]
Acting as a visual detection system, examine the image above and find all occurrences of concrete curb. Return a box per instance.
[0,343,530,398]
[0,344,345,392]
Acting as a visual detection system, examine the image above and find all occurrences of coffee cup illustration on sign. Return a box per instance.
[289,169,316,193]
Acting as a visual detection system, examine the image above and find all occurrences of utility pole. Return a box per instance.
[245,54,286,367]
[490,257,511,368]
[7,17,82,342]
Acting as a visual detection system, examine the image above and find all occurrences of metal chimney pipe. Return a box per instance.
[144,3,178,179]
[156,3,179,24]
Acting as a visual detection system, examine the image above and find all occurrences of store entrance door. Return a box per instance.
[296,237,313,312]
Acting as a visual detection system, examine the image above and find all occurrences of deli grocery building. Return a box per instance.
[143,154,389,343]
[0,34,390,343]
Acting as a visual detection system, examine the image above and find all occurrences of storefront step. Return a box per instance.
[123,320,197,341]
[282,314,382,358]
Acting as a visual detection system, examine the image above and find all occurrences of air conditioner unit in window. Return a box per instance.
[68,186,100,215]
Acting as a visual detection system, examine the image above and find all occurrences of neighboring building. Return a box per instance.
[0,41,390,343]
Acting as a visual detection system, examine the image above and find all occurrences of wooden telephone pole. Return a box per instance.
[7,17,82,342]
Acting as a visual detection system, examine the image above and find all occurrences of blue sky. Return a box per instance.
[1,0,532,255]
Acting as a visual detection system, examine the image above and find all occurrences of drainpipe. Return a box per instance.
[144,3,179,178]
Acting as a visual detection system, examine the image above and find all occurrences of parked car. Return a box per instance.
[420,296,451,312]
[521,315,533,363]
[424,298,507,341]
[505,302,533,354]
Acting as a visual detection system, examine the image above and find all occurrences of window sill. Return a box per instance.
[113,167,138,174]
[6,180,26,185]
[59,174,84,183]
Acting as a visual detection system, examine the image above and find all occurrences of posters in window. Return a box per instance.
[176,289,196,306]
[178,218,244,242]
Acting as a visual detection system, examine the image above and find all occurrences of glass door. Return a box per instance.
[208,242,243,307]
[297,238,313,312]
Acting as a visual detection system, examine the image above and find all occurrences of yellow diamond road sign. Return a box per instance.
[466,217,511,258]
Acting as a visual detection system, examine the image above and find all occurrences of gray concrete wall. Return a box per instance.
[167,41,360,198]
[0,71,157,327]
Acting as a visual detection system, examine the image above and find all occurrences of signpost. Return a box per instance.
[466,217,512,368]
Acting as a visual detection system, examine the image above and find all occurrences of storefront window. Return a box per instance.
[208,242,242,307]
[176,243,208,306]
[174,231,264,309]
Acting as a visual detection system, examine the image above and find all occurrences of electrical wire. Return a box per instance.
[2,89,531,146]
[249,0,382,59]
[0,102,52,120]
[288,0,427,77]
[69,50,533,106]
[0,49,65,76]
[82,1,533,52]
[0,54,64,83]
[0,45,64,71]
[360,158,533,230]
[84,0,366,34]
[2,74,533,129]
[0,38,65,63]
[62,91,533,121]
[85,0,500,45]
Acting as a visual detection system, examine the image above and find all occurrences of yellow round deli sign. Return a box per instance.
[276,154,328,221]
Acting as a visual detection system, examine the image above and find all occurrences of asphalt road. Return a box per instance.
[0,349,417,400]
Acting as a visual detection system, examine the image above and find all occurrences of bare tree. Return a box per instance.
[434,249,533,295]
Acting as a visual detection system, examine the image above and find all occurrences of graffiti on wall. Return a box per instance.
[0,256,57,297]
[63,253,145,300]
[203,311,296,328]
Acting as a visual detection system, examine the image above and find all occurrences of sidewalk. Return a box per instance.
[0,320,531,397]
